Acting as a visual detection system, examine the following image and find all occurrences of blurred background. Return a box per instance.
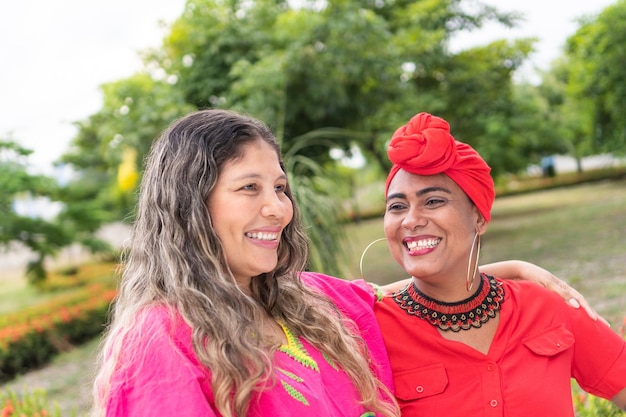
[1,0,625,415]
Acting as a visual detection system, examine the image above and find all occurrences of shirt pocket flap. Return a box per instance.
[394,363,448,401]
[522,324,574,356]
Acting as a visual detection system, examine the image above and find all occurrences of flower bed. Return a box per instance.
[0,283,116,382]
[0,388,61,417]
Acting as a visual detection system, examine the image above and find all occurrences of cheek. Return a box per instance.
[383,216,405,264]
[207,203,234,243]
[209,218,228,246]
[283,198,294,225]
[383,215,397,240]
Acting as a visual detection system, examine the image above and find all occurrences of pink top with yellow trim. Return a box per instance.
[105,272,392,417]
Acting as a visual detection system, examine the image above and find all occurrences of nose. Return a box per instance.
[401,207,428,231]
[261,190,290,219]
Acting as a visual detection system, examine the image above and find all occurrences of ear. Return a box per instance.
[473,206,488,235]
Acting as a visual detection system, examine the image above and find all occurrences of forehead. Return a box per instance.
[387,169,464,197]
[220,139,282,177]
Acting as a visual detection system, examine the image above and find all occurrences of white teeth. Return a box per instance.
[406,238,441,250]
[246,232,278,241]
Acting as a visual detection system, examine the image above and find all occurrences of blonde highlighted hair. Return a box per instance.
[92,109,398,417]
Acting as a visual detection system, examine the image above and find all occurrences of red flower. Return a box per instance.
[1,402,14,417]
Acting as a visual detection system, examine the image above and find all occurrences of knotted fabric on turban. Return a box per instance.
[385,112,495,223]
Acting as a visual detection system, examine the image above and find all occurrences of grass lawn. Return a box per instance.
[1,178,625,416]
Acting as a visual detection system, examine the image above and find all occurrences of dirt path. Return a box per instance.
[1,338,99,416]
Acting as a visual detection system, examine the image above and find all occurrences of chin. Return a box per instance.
[259,263,279,276]
[402,261,437,278]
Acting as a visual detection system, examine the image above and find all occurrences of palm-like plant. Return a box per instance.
[282,128,367,278]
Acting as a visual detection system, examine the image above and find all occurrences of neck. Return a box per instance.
[411,272,482,303]
[394,274,504,332]
[235,276,254,295]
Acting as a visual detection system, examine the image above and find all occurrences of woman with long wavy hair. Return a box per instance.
[92,109,399,417]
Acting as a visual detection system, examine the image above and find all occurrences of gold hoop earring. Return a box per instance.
[466,233,481,292]
[359,238,387,280]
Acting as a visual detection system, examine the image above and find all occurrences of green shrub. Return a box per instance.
[0,284,116,382]
[0,387,62,417]
[574,390,624,417]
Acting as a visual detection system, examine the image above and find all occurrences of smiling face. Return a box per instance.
[207,138,294,289]
[384,169,487,290]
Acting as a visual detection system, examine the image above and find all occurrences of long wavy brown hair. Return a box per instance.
[92,109,398,417]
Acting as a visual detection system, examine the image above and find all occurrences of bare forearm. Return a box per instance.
[479,260,605,323]
[479,260,531,280]
[612,387,626,411]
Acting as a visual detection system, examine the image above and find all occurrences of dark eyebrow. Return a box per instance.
[386,192,406,202]
[416,186,452,197]
[386,186,452,202]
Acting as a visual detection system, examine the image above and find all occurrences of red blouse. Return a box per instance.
[374,278,626,416]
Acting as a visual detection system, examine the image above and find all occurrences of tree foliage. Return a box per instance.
[57,0,567,277]
[565,0,626,153]
[59,74,195,226]
[0,140,69,285]
[153,0,535,176]
[9,0,623,284]
[534,60,594,172]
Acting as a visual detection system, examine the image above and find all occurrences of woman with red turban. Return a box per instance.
[375,112,626,415]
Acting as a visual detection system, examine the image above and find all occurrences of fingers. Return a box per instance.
[564,286,611,327]
[567,298,580,308]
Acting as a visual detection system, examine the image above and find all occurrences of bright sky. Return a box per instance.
[451,0,617,81]
[0,0,617,175]
[0,0,187,175]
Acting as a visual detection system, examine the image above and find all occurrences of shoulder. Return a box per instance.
[299,272,376,308]
[135,305,190,338]
[121,304,196,365]
[300,272,393,390]
[494,277,578,325]
[496,277,605,333]
[297,272,381,340]
[108,305,214,415]
[499,276,567,304]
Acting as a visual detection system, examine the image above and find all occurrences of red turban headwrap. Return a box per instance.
[385,112,495,223]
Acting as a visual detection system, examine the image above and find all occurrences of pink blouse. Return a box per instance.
[105,272,392,416]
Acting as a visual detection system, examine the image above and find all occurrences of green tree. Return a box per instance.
[535,59,594,173]
[156,0,532,173]
[0,140,69,285]
[58,0,546,276]
[431,39,538,175]
[565,0,626,153]
[158,0,400,161]
[51,75,195,284]
[59,74,194,228]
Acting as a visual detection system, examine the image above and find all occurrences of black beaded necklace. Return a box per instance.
[393,273,505,332]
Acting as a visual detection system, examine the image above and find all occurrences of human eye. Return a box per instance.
[239,183,258,192]
[275,183,287,193]
[386,201,407,212]
[425,197,447,208]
